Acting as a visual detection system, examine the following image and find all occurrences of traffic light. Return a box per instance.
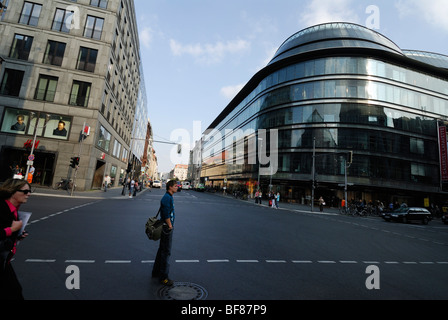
[70,157,80,168]
[347,151,353,164]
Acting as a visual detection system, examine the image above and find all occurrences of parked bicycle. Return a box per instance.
[53,178,75,192]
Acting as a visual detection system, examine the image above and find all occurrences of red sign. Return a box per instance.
[439,125,448,182]
[24,140,40,149]
[83,125,90,136]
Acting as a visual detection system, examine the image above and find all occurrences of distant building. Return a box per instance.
[171,164,188,181]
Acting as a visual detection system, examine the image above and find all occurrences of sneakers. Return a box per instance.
[161,278,174,286]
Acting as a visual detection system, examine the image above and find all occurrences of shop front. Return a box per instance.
[0,146,56,186]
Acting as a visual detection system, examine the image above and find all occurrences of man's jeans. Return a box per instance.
[153,227,173,280]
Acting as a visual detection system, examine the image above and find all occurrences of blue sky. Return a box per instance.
[134,0,448,173]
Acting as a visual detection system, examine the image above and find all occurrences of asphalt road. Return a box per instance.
[10,187,448,300]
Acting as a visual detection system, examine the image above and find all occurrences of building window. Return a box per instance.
[43,40,66,66]
[77,47,98,72]
[410,137,425,155]
[52,8,74,33]
[9,34,34,60]
[19,2,42,26]
[0,69,25,96]
[97,126,111,152]
[35,75,58,102]
[113,140,122,158]
[90,0,108,9]
[69,81,91,107]
[84,15,104,40]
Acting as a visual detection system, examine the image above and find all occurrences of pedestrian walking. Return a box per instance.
[319,196,325,212]
[129,179,135,198]
[255,190,259,204]
[103,174,111,192]
[0,178,31,300]
[258,190,262,205]
[152,180,178,286]
[275,192,280,209]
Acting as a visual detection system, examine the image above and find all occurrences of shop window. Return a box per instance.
[0,107,72,140]
[0,108,31,135]
[43,115,72,140]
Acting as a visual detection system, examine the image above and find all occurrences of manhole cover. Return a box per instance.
[158,282,208,300]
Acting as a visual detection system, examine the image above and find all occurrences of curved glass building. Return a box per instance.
[198,23,448,206]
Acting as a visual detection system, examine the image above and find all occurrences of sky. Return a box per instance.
[133,0,448,173]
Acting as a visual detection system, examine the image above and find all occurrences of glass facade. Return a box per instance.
[199,23,448,206]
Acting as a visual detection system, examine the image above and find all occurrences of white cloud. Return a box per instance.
[139,27,153,49]
[170,39,251,64]
[220,84,245,100]
[395,0,448,32]
[300,0,360,26]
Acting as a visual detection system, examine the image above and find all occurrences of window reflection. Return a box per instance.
[201,56,446,187]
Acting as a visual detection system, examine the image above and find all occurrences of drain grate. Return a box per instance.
[158,282,208,300]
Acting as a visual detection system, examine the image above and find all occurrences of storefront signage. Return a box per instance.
[438,122,448,186]
[24,139,40,149]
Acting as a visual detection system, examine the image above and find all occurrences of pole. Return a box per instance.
[311,137,316,212]
[24,123,39,180]
[344,158,348,211]
[71,122,85,196]
[122,118,138,195]
[257,138,262,192]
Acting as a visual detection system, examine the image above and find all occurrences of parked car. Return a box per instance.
[153,180,162,188]
[177,181,182,192]
[382,207,432,225]
[194,183,205,192]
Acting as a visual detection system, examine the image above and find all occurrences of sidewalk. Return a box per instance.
[31,185,150,200]
[212,191,341,215]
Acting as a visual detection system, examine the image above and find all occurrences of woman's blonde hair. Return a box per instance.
[0,179,31,200]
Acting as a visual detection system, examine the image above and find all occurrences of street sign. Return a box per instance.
[28,155,35,161]
[27,161,34,166]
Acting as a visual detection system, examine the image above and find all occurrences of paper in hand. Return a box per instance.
[17,211,32,237]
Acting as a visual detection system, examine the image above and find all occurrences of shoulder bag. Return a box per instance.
[145,207,164,241]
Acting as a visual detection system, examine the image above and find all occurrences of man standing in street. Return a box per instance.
[152,180,178,286]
